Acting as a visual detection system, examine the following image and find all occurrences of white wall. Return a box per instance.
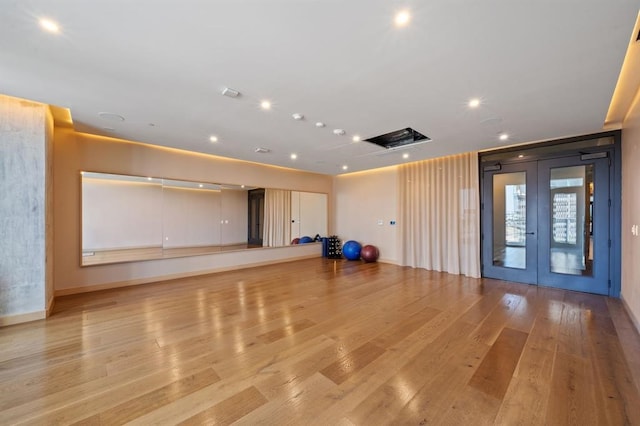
[82,178,163,250]
[622,89,640,331]
[333,166,399,263]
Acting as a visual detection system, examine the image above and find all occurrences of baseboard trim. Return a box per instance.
[621,294,640,334]
[378,258,401,266]
[0,310,46,327]
[46,296,55,317]
[55,254,320,297]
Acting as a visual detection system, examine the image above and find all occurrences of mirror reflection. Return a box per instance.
[81,172,327,266]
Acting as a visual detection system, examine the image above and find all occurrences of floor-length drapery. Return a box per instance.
[399,152,481,277]
[263,188,291,247]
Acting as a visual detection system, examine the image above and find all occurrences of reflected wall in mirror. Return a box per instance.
[161,179,224,257]
[293,191,328,239]
[81,172,164,265]
[81,172,328,266]
[262,189,327,247]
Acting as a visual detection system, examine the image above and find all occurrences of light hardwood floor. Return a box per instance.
[1,259,639,425]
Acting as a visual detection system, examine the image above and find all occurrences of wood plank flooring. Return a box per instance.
[1,258,639,425]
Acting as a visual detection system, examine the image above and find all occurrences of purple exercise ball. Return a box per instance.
[361,245,379,262]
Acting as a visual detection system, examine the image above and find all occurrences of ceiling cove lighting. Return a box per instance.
[468,98,481,108]
[39,18,60,33]
[395,10,411,27]
[260,100,271,110]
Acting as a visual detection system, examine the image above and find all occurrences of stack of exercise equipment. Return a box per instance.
[326,235,342,259]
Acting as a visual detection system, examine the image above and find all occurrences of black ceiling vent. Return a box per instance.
[363,127,431,149]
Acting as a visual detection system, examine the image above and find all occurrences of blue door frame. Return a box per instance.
[482,151,614,296]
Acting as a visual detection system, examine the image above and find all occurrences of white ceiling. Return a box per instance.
[1,1,638,175]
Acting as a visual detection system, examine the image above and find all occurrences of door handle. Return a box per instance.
[525,232,535,235]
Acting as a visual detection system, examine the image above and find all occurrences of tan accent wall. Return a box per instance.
[621,89,640,331]
[53,128,332,293]
[333,166,400,264]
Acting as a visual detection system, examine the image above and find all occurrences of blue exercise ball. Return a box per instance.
[342,240,362,260]
[299,236,314,244]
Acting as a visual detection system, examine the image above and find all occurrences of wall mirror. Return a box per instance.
[81,171,327,266]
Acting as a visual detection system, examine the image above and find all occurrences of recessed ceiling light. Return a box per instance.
[402,153,410,159]
[518,154,524,158]
[290,153,297,160]
[147,177,153,181]
[39,18,60,34]
[395,10,411,27]
[98,112,125,122]
[342,165,349,170]
[468,98,481,108]
[209,135,218,142]
[292,113,304,121]
[260,100,271,110]
[241,185,245,188]
[315,122,325,128]
[499,133,509,141]
[255,147,271,153]
[333,129,345,136]
[199,184,204,188]
[352,135,361,142]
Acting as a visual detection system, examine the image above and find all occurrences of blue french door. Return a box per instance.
[482,154,610,295]
[482,161,538,284]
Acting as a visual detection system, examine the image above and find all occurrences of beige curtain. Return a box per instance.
[263,188,291,247]
[399,151,481,277]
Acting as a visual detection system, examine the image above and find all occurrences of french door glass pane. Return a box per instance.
[493,172,526,269]
[549,165,593,276]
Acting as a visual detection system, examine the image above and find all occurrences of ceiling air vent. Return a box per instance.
[363,127,431,149]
